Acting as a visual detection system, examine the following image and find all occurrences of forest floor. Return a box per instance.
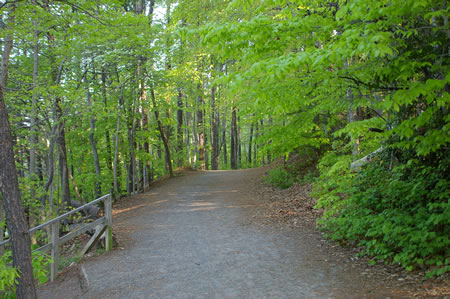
[38,167,449,298]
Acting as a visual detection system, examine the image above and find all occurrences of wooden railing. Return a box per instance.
[0,194,113,281]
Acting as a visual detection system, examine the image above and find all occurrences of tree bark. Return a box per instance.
[87,86,102,198]
[205,124,209,170]
[101,69,113,175]
[113,104,122,199]
[254,121,258,163]
[177,89,184,167]
[230,107,238,169]
[29,19,39,184]
[238,114,241,167]
[197,84,205,169]
[211,86,219,170]
[0,5,37,296]
[0,88,38,299]
[222,107,227,167]
[248,122,253,165]
[260,119,265,165]
[47,30,70,211]
[150,87,174,178]
[125,88,138,195]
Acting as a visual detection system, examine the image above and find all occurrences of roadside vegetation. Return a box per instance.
[0,0,448,296]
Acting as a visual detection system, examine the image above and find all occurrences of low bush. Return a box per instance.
[0,249,51,298]
[263,167,295,189]
[315,151,449,277]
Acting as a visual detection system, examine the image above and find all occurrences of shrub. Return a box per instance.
[0,249,51,298]
[315,151,450,277]
[263,167,295,189]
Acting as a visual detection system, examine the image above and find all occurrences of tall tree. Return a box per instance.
[0,4,37,298]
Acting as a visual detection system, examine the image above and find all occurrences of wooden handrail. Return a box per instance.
[0,194,110,247]
[0,194,113,282]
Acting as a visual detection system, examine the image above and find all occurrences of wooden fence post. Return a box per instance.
[105,194,113,251]
[50,221,59,282]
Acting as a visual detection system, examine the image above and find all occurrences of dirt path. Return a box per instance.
[37,168,439,298]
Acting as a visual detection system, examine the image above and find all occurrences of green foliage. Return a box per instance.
[0,250,51,297]
[0,251,19,298]
[263,167,295,189]
[198,0,449,277]
[315,153,450,276]
[31,250,52,284]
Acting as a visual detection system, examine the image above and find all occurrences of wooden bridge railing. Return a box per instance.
[0,194,113,281]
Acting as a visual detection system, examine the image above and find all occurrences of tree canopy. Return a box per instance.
[0,0,448,295]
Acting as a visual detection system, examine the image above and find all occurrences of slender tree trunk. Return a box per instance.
[113,109,122,199]
[29,20,39,186]
[260,119,265,164]
[125,82,138,195]
[0,6,37,296]
[185,107,191,165]
[205,126,209,170]
[177,89,183,167]
[197,84,205,170]
[230,107,237,169]
[211,86,219,170]
[254,121,258,163]
[47,30,70,211]
[238,114,241,167]
[267,117,272,163]
[142,108,150,191]
[28,15,40,237]
[248,122,253,165]
[56,115,70,210]
[150,87,174,178]
[148,0,155,22]
[43,125,57,200]
[101,69,113,175]
[222,108,227,167]
[87,87,102,198]
[192,106,198,168]
[164,109,171,170]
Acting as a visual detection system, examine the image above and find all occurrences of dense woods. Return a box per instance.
[0,0,448,296]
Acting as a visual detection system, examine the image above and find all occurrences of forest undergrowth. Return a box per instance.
[262,149,449,281]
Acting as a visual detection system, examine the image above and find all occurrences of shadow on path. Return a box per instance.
[38,168,408,298]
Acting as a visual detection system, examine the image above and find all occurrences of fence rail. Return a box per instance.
[0,194,113,281]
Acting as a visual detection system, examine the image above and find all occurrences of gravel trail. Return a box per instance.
[38,168,409,298]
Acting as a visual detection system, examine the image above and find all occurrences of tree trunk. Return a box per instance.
[211,86,219,170]
[0,6,37,296]
[230,107,238,169]
[113,108,121,199]
[150,87,174,178]
[248,122,253,165]
[142,108,150,191]
[238,114,241,167]
[47,29,70,211]
[197,84,205,170]
[222,108,227,167]
[29,22,39,185]
[205,125,209,170]
[101,69,113,175]
[254,121,258,163]
[0,88,38,299]
[126,92,137,194]
[87,87,102,198]
[177,89,183,167]
[267,117,272,163]
[260,119,265,164]
[185,106,191,165]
